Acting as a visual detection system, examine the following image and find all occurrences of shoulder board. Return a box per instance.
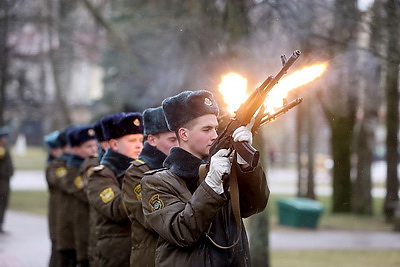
[144,168,167,175]
[93,165,105,172]
[132,159,146,167]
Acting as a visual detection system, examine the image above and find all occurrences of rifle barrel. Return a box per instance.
[260,97,303,125]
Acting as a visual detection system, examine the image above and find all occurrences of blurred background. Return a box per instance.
[1,0,400,266]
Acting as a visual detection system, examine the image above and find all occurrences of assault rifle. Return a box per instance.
[209,50,301,167]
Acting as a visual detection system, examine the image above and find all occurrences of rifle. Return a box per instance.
[209,50,301,167]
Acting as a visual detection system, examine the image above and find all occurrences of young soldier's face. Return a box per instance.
[50,147,63,158]
[74,139,98,158]
[148,132,178,156]
[112,133,144,159]
[179,114,218,159]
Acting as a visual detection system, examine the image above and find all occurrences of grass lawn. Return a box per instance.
[9,190,49,216]
[271,250,400,267]
[11,145,47,170]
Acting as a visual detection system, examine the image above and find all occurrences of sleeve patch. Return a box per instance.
[73,176,84,189]
[100,187,115,203]
[134,184,142,200]
[149,194,164,211]
[55,167,67,178]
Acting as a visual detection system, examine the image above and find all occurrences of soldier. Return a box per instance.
[141,90,270,266]
[54,126,77,266]
[122,107,178,267]
[43,130,64,267]
[0,127,14,234]
[85,116,113,267]
[87,112,144,267]
[64,124,98,267]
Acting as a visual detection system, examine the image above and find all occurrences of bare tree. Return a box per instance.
[0,0,12,127]
[351,0,384,215]
[383,0,400,221]
[316,0,360,213]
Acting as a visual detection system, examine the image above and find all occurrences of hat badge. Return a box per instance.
[88,129,95,136]
[133,118,141,126]
[204,97,212,106]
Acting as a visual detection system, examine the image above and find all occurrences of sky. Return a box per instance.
[358,0,375,11]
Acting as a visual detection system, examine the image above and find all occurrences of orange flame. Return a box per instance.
[265,63,327,113]
[218,63,327,115]
[218,73,248,114]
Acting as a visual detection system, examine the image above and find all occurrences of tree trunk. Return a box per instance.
[296,102,305,197]
[352,119,373,214]
[306,98,316,199]
[383,0,400,221]
[249,131,269,267]
[46,0,73,127]
[330,116,354,212]
[249,210,269,267]
[0,0,10,127]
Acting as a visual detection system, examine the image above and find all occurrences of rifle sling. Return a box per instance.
[199,161,243,250]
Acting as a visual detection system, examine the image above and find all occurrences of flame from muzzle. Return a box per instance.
[218,63,327,115]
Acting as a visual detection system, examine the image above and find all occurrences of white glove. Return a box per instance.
[232,119,254,165]
[205,149,232,194]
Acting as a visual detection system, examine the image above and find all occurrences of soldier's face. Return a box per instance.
[178,114,218,159]
[112,133,144,159]
[77,139,98,158]
[148,132,178,156]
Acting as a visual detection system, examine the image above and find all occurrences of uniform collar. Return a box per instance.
[163,147,205,191]
[101,148,133,179]
[138,141,167,170]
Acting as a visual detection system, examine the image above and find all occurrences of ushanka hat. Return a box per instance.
[143,107,170,136]
[67,124,96,147]
[93,119,106,142]
[162,90,219,131]
[44,130,62,149]
[101,112,143,140]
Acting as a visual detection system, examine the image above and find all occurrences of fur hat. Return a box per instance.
[143,107,170,136]
[102,112,144,140]
[44,130,62,149]
[93,119,105,142]
[56,127,70,147]
[162,90,219,131]
[67,124,96,147]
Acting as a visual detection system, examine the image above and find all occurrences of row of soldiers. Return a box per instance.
[43,90,270,267]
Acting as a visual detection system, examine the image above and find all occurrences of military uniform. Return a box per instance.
[55,153,77,265]
[65,154,90,265]
[81,155,100,266]
[87,149,133,267]
[140,90,270,266]
[0,141,14,233]
[141,147,269,266]
[122,142,167,267]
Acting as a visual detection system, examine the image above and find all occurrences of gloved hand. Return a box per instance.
[232,118,254,165]
[205,149,232,194]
